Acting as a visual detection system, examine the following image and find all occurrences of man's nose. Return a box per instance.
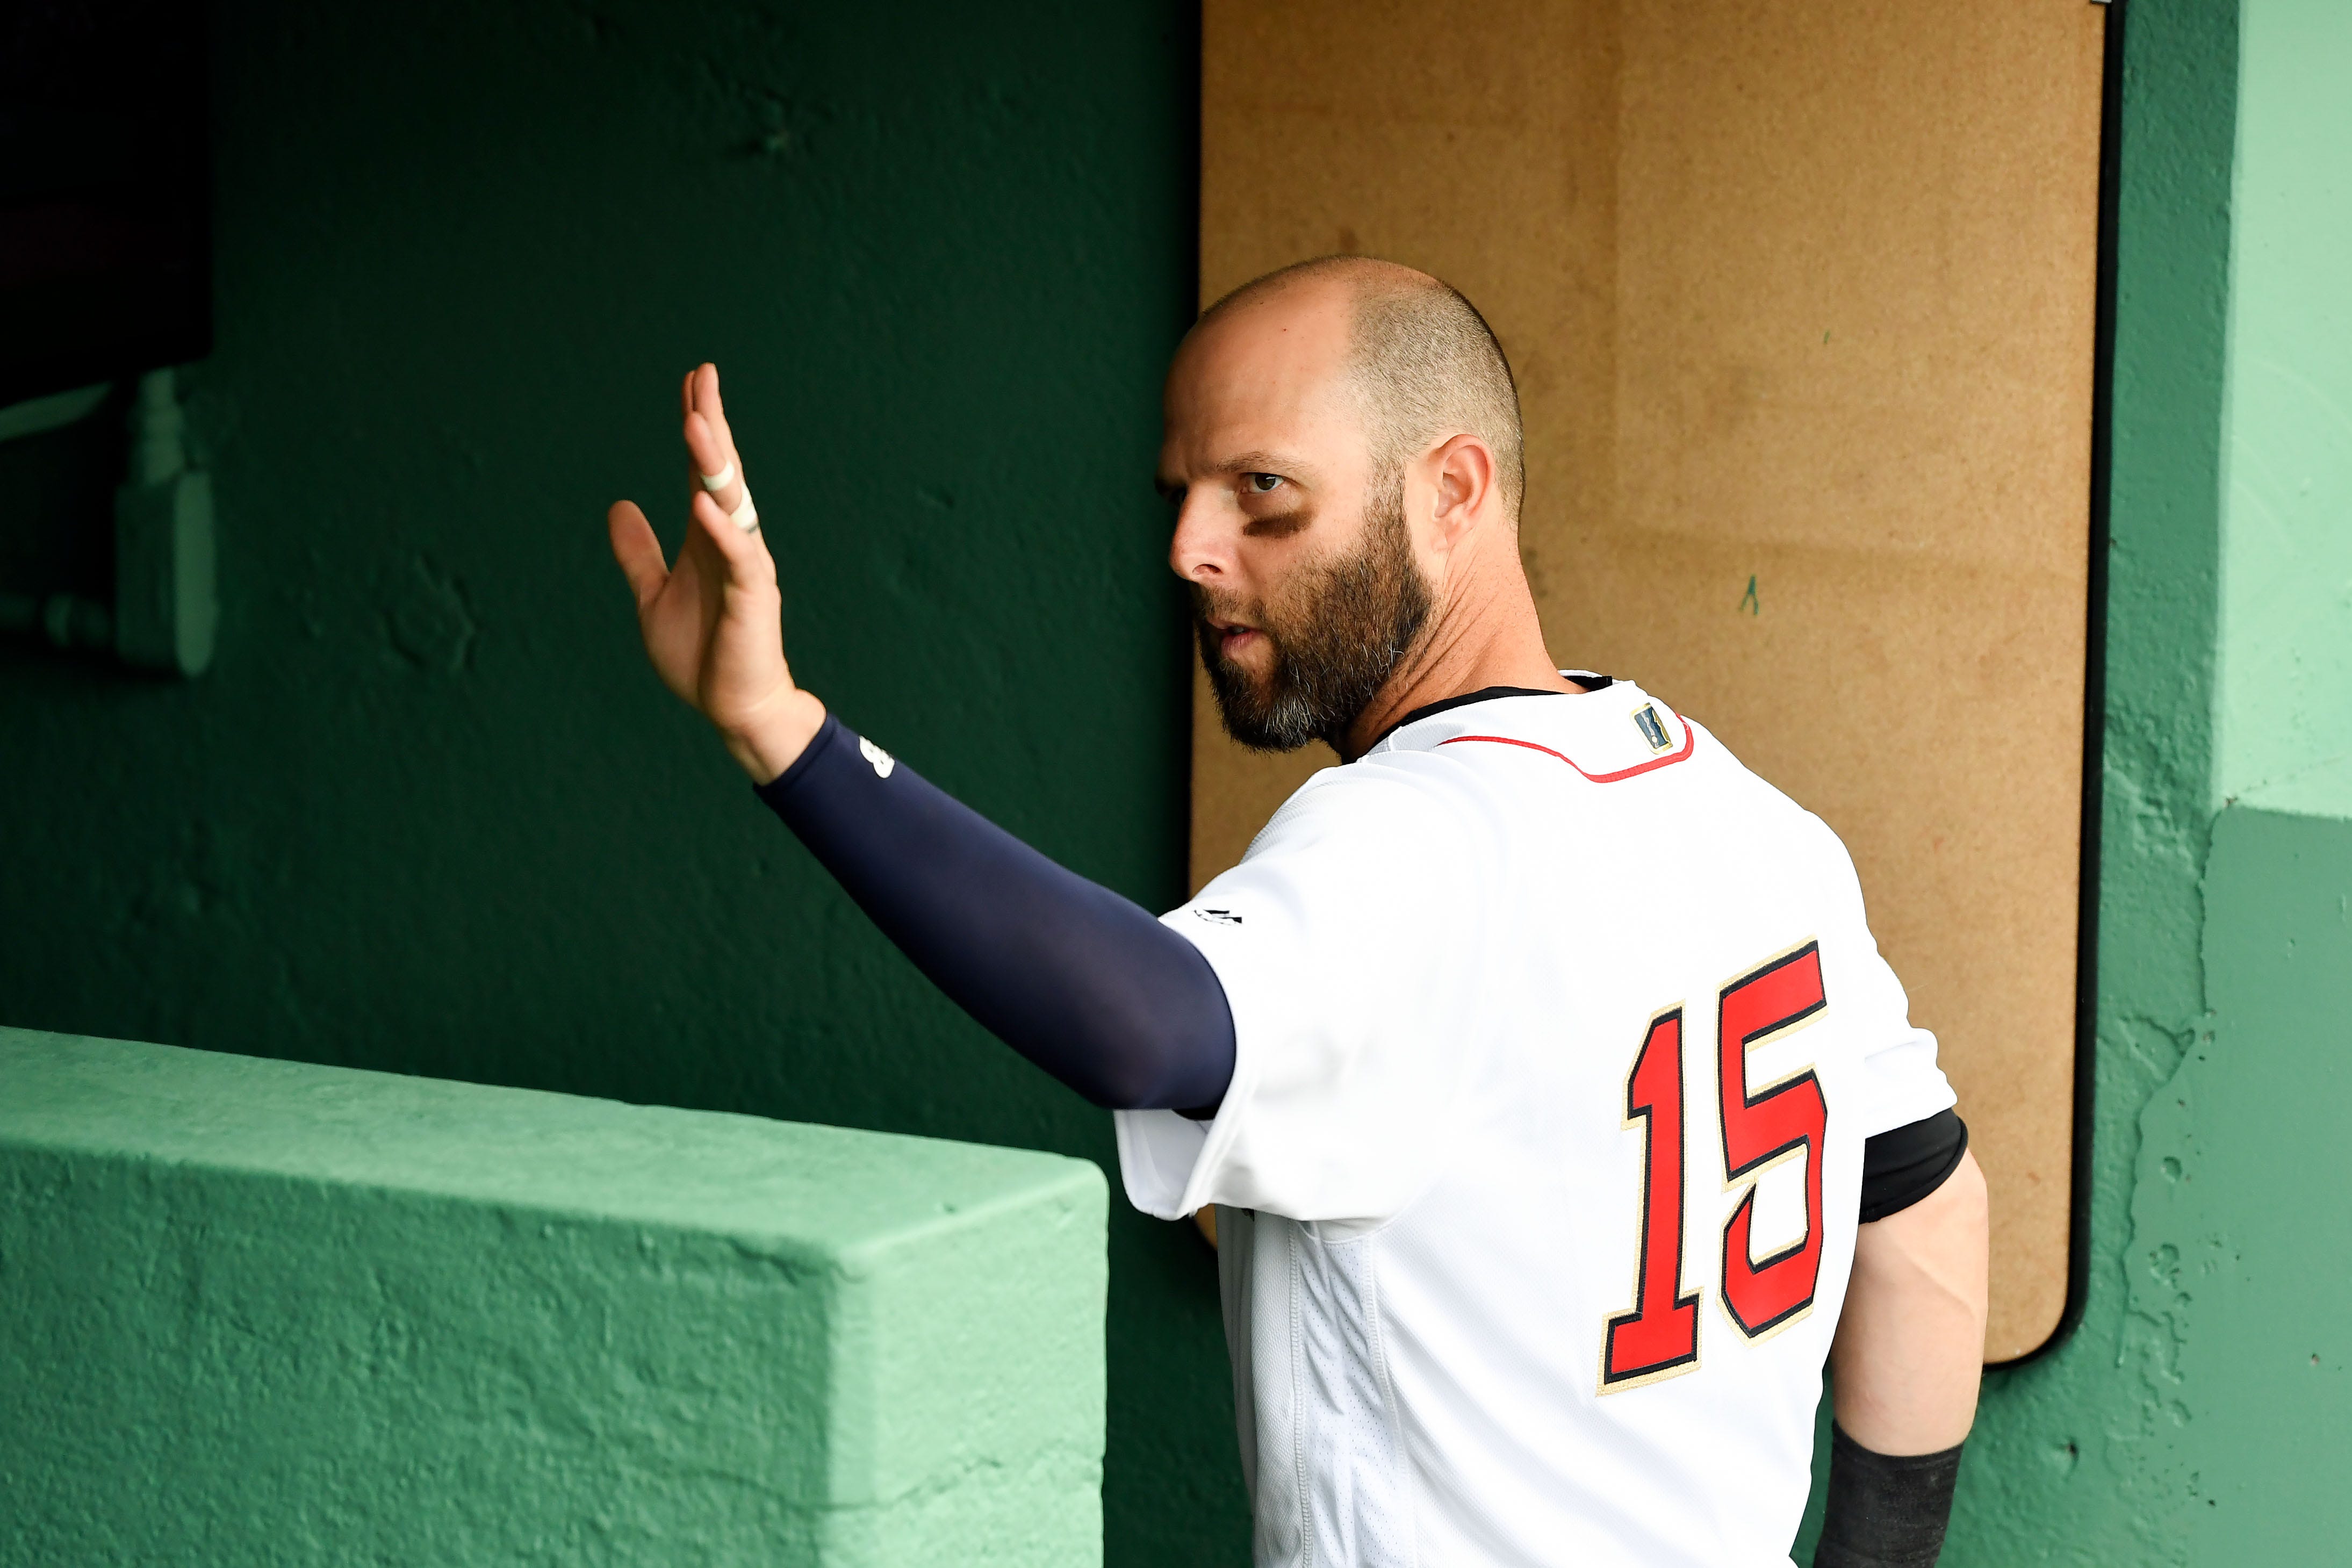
[1168,492,1233,585]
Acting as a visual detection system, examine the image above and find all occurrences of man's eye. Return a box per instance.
[1247,473,1284,494]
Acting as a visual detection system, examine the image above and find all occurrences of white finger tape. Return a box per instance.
[699,460,735,493]
[730,488,759,531]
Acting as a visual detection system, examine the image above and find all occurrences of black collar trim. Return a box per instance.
[1366,677,1614,753]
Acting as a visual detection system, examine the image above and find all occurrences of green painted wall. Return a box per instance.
[1933,1,2352,1562]
[2176,808,2352,1558]
[2168,2,2352,1554]
[0,3,1234,1563]
[2214,0,2352,816]
[0,1027,1107,1565]
[9,0,2351,1562]
[1915,0,2239,1554]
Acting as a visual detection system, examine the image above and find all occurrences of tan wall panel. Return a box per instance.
[1198,0,2103,1360]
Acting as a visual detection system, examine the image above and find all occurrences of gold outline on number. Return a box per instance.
[1596,1004,1703,1397]
[1715,938,1830,1343]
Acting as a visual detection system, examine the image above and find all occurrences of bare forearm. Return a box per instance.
[1830,1149,1989,1453]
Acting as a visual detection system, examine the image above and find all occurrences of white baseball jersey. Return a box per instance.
[1115,678,1955,1568]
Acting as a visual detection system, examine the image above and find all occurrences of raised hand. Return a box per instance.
[608,363,825,782]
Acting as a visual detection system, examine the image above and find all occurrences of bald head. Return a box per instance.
[1197,257,1525,520]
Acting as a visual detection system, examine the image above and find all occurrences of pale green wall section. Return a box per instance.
[2159,1,2352,1552]
[1933,1,2239,1560]
[2174,808,2352,1560]
[0,1029,1106,1567]
[1936,3,2352,1562]
[2214,0,2352,816]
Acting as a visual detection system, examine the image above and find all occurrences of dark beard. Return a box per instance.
[1195,481,1434,753]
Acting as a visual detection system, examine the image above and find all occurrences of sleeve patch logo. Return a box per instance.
[1193,908,1242,926]
[1633,704,1673,753]
[858,737,896,779]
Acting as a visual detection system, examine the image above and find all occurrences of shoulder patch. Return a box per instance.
[1633,704,1673,753]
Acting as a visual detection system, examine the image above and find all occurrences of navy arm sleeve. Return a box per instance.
[754,713,1236,1113]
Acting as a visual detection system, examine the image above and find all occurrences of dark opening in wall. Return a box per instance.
[1,0,211,405]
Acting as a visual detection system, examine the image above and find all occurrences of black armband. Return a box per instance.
[1813,1423,1963,1568]
[1858,1110,1967,1224]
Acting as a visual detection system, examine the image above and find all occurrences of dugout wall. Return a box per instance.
[1190,0,2110,1362]
[0,1028,1109,1565]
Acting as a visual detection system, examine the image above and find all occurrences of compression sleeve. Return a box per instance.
[754,712,1236,1112]
[1812,1425,1963,1568]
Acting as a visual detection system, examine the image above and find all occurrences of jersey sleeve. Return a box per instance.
[1114,757,1491,1224]
[1812,823,1959,1140]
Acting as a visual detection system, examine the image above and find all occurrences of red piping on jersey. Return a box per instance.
[1437,715,1697,782]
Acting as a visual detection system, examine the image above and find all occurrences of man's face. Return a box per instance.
[1158,288,1433,752]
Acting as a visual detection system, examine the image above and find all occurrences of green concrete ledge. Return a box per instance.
[0,1028,1106,1566]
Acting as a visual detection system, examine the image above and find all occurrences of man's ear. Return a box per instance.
[1428,433,1499,551]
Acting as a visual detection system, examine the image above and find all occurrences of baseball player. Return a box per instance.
[608,257,1989,1567]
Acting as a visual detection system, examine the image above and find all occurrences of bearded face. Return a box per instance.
[1194,475,1434,753]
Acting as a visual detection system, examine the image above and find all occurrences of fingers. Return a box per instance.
[689,363,736,466]
[692,362,730,437]
[682,363,754,529]
[685,413,753,528]
[607,499,669,609]
[682,408,739,496]
[692,488,778,587]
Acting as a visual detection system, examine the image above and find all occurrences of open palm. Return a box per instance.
[608,363,824,781]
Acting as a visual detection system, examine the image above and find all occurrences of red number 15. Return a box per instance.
[1601,943,1829,1391]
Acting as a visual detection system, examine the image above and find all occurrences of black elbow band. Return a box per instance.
[1813,1423,1963,1568]
[1858,1110,1967,1223]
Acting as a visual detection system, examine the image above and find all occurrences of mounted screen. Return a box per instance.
[1,0,211,406]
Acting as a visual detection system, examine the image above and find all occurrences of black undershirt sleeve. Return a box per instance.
[754,713,1237,1112]
[1858,1110,1969,1224]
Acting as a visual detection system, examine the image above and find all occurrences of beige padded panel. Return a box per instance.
[1195,0,2104,1361]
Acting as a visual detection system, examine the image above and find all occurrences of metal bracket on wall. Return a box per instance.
[0,370,218,677]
